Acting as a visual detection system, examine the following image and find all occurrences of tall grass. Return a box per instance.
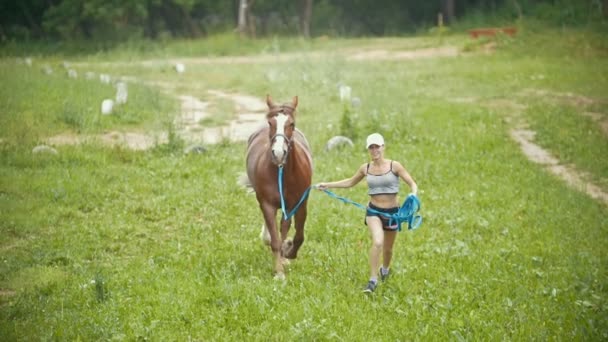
[1,25,607,340]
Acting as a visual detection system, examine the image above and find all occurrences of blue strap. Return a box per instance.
[278,167,312,221]
[322,190,423,231]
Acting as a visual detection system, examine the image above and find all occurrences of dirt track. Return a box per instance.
[483,93,608,205]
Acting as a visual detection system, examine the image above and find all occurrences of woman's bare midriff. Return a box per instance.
[369,193,399,208]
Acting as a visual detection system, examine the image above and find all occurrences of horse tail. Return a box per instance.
[237,172,255,193]
[260,224,271,245]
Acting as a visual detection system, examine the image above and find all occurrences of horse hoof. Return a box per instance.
[285,251,298,259]
[281,239,293,254]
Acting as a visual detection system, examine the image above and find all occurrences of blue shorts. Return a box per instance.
[365,203,399,231]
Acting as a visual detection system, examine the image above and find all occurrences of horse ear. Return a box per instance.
[266,94,274,108]
[292,96,298,108]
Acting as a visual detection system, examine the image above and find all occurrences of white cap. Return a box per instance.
[366,133,384,148]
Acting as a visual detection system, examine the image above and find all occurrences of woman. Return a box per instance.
[316,133,418,293]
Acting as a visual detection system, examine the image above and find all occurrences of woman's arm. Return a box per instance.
[316,164,366,190]
[393,161,418,195]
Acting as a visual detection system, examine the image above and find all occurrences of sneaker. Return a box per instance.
[380,268,390,282]
[363,281,377,293]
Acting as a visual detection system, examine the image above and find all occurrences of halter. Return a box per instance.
[270,133,292,149]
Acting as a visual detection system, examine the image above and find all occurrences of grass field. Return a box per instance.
[1,24,607,340]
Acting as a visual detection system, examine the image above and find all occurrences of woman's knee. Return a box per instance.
[371,237,383,250]
[383,232,397,253]
[366,217,384,248]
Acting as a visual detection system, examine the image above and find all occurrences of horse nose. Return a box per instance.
[272,148,285,161]
[272,149,283,160]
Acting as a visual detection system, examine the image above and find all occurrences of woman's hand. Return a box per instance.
[315,183,328,191]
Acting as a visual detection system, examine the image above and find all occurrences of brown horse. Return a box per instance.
[243,95,313,279]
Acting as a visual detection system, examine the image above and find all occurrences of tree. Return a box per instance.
[442,0,455,24]
[237,0,252,37]
[299,0,313,38]
[176,0,202,37]
[511,0,522,19]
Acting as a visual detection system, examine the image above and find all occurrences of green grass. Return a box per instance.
[1,24,607,340]
[0,62,177,146]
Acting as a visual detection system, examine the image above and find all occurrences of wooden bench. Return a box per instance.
[468,27,517,38]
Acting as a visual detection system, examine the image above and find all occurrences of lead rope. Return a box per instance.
[277,167,422,231]
[321,190,423,231]
[278,167,312,221]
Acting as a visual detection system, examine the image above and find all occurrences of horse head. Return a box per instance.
[266,94,298,167]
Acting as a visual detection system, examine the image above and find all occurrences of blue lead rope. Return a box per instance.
[277,168,423,231]
[278,167,312,221]
[322,190,423,231]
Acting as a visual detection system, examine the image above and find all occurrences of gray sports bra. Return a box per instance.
[367,161,399,195]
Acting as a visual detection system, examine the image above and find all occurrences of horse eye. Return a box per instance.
[290,123,295,128]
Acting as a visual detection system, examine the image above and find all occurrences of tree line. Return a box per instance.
[1,0,606,42]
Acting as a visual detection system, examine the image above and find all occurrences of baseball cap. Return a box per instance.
[366,133,384,148]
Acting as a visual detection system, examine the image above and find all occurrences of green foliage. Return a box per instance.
[2,0,607,43]
[154,120,186,156]
[94,273,107,302]
[530,0,605,26]
[339,105,357,140]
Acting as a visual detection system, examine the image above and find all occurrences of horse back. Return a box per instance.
[292,128,313,172]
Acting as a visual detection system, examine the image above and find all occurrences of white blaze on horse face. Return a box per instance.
[271,113,289,164]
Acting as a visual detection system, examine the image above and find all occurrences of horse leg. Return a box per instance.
[280,218,293,265]
[285,204,307,259]
[260,223,271,246]
[260,203,284,279]
[280,217,291,241]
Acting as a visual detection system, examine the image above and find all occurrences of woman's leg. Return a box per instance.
[382,230,398,269]
[365,216,384,281]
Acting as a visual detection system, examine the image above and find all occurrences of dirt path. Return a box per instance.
[483,94,608,206]
[46,87,268,150]
[85,46,461,69]
[510,128,608,204]
[175,90,267,145]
